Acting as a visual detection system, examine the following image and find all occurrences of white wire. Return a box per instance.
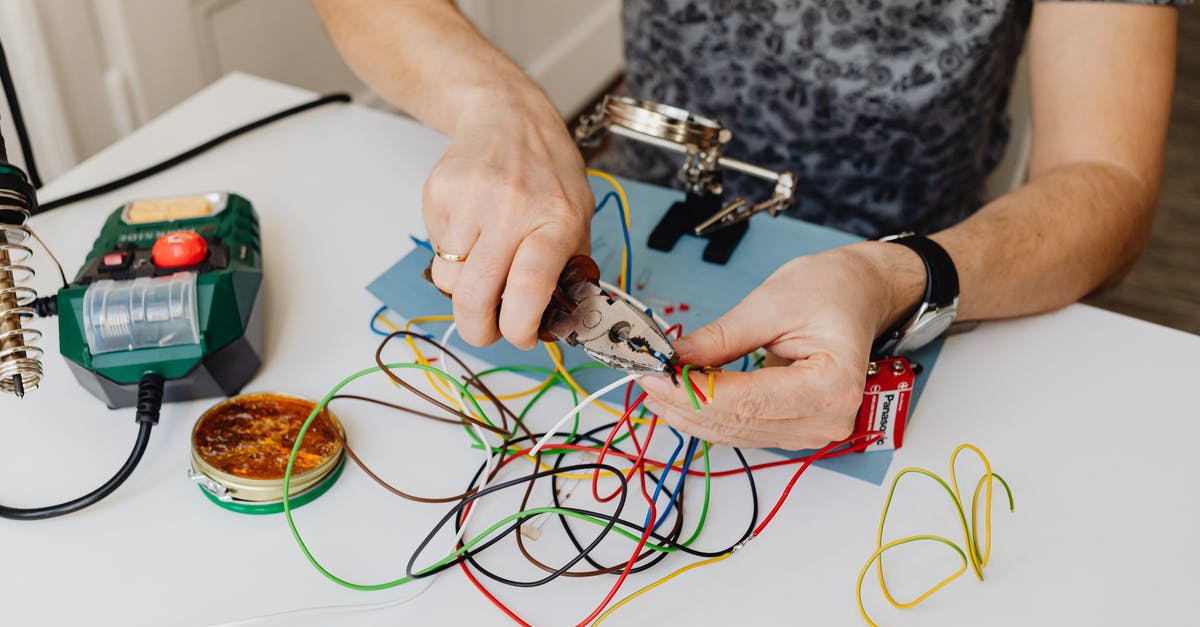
[222,307,645,626]
[212,322,499,627]
[527,373,639,459]
[206,578,438,627]
[598,279,669,330]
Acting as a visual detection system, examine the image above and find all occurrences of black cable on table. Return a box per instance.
[442,426,686,586]
[33,92,352,214]
[0,373,164,521]
[0,36,42,189]
[546,429,684,575]
[408,462,630,585]
[555,444,760,560]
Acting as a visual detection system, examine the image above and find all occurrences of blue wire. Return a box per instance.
[368,305,391,336]
[410,235,434,252]
[592,190,633,292]
[643,422,681,528]
[653,433,699,532]
[593,191,616,215]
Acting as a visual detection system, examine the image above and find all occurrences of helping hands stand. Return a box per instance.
[575,96,797,264]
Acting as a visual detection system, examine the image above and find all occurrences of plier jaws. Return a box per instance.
[539,256,677,376]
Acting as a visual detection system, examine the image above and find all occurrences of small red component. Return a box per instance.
[663,306,674,315]
[853,357,915,452]
[152,230,208,268]
[679,303,690,312]
[636,284,644,291]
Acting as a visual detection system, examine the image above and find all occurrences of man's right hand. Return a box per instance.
[424,91,593,350]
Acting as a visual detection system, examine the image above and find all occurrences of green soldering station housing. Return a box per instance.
[55,193,264,408]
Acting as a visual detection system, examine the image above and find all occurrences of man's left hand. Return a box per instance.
[638,242,923,450]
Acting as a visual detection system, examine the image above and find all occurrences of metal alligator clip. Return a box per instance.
[692,170,797,236]
[538,256,677,376]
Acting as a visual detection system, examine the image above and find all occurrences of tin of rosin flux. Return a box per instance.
[188,393,345,514]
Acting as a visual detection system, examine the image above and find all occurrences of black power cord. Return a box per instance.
[34,92,351,214]
[0,36,42,189]
[0,373,164,521]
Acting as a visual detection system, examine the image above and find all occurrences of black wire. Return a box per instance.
[554,444,760,560]
[406,462,629,585]
[0,374,163,521]
[0,36,42,188]
[33,92,352,213]
[456,429,683,583]
[549,424,758,562]
[548,429,684,575]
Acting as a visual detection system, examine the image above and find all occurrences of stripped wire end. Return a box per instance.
[625,335,675,374]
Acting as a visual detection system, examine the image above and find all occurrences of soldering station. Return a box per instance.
[0,35,1002,627]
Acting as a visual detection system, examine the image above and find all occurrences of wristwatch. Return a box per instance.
[873,234,959,356]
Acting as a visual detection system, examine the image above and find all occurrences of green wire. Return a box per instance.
[681,365,703,412]
[877,467,1014,581]
[465,363,597,456]
[283,361,704,591]
[679,441,712,548]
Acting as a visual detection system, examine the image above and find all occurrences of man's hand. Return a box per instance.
[638,243,923,450]
[315,0,595,350]
[424,92,593,350]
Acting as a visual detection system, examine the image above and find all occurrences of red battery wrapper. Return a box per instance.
[854,357,915,452]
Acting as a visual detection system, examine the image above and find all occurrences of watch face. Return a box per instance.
[893,310,956,354]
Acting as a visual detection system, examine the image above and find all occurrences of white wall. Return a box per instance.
[0,0,623,182]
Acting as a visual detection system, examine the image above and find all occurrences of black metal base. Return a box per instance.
[67,334,263,410]
[647,192,749,265]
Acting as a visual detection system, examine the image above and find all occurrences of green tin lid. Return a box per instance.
[196,456,345,515]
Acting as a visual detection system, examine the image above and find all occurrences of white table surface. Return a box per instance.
[2,73,1198,627]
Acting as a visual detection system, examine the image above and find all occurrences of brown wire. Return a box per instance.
[373,331,511,438]
[512,450,687,577]
[333,328,668,578]
[322,332,541,504]
[321,395,481,503]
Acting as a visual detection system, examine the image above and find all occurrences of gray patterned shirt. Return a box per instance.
[595,0,1180,237]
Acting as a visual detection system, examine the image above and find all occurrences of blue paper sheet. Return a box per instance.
[367,177,943,484]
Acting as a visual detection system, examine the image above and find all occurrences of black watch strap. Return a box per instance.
[890,235,958,308]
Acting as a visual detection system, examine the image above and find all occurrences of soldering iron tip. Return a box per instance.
[12,375,24,399]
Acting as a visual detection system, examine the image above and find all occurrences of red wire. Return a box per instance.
[533,436,874,478]
[668,363,708,405]
[461,392,665,626]
[577,410,662,626]
[459,561,533,627]
[591,392,648,503]
[454,380,881,626]
[751,431,883,537]
[623,379,636,413]
[575,494,656,625]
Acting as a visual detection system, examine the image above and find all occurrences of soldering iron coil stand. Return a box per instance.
[575,95,797,264]
[0,156,42,398]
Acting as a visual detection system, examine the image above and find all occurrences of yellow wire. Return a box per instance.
[951,444,995,568]
[856,535,969,626]
[376,312,557,403]
[544,342,650,422]
[706,371,715,403]
[378,313,677,479]
[592,553,731,625]
[586,168,632,291]
[379,311,695,478]
[858,444,1014,625]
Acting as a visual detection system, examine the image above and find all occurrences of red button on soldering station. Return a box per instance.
[152,230,208,268]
